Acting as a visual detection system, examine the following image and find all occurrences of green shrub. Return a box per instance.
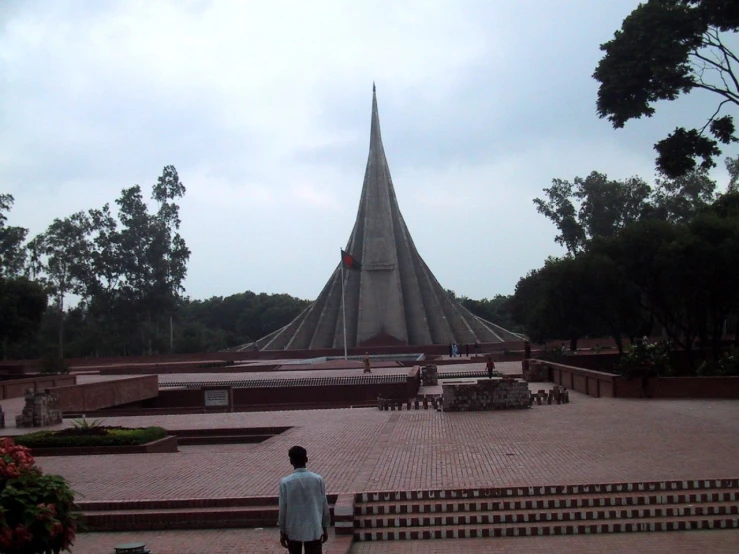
[71,417,103,430]
[40,354,69,375]
[615,339,673,377]
[14,427,167,449]
[697,346,739,376]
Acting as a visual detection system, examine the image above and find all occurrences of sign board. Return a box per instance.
[204,389,230,407]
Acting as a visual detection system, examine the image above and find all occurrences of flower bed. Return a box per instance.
[0,438,78,553]
[14,427,167,449]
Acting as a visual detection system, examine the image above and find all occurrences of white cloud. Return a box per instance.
[1,0,736,303]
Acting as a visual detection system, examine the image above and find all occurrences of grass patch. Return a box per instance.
[14,426,167,448]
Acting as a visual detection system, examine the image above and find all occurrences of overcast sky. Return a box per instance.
[1,0,736,302]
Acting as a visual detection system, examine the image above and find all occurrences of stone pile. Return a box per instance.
[523,360,550,382]
[377,395,441,411]
[442,378,531,412]
[420,364,438,386]
[532,386,569,405]
[15,389,62,427]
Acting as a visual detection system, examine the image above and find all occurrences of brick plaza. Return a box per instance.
[3,361,739,552]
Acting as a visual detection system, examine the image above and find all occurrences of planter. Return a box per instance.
[26,435,178,457]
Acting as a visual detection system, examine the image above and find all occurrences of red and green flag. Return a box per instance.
[341,249,362,271]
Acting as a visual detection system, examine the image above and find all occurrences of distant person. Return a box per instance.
[465,343,469,357]
[486,356,495,379]
[448,343,453,357]
[279,445,330,554]
[452,343,458,357]
[363,352,371,374]
[560,343,567,355]
[524,340,531,359]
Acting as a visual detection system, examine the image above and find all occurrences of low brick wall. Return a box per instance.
[442,379,531,412]
[0,375,76,400]
[51,375,159,413]
[535,359,739,399]
[546,362,618,398]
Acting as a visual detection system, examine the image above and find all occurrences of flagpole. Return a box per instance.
[340,248,348,360]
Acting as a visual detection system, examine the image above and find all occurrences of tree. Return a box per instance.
[28,212,91,358]
[728,155,739,191]
[650,168,718,222]
[459,295,523,333]
[594,0,739,178]
[510,257,603,350]
[533,172,653,254]
[115,166,190,354]
[596,211,739,367]
[0,277,47,359]
[0,194,28,277]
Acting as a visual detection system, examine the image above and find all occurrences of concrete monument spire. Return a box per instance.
[250,87,522,350]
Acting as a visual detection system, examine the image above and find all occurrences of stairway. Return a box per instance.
[80,495,336,531]
[353,479,739,540]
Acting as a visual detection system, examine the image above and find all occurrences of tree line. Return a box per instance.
[509,0,739,371]
[512,163,739,364]
[0,167,317,360]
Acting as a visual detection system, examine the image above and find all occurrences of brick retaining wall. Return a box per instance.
[51,375,159,412]
[536,359,739,399]
[0,375,76,400]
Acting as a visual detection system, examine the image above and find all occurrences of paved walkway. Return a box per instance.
[5,361,738,552]
[71,528,739,553]
[29,388,739,500]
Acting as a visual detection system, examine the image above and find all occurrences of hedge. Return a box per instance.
[14,427,167,448]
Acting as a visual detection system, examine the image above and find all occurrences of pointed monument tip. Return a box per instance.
[373,82,376,93]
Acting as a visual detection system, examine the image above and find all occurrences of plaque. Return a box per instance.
[204,389,229,407]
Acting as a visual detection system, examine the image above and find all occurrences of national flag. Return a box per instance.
[341,249,362,271]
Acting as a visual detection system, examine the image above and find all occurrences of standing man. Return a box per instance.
[279,446,330,554]
[486,356,495,379]
[363,352,372,374]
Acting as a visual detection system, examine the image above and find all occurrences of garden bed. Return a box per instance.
[11,426,178,456]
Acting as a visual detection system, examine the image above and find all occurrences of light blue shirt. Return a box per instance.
[278,468,330,542]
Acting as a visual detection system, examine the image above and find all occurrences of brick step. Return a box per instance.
[355,478,739,503]
[81,504,336,531]
[79,493,338,512]
[78,496,280,511]
[355,501,739,528]
[353,514,739,541]
[355,488,739,514]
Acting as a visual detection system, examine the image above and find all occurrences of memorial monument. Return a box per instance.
[247,87,522,350]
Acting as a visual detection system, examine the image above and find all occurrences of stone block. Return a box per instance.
[421,365,438,386]
[16,389,62,428]
[441,378,532,412]
[523,360,550,382]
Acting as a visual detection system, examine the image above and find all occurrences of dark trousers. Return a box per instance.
[287,539,322,554]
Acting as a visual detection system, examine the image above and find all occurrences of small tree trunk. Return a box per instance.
[147,312,153,356]
[57,295,65,359]
[613,334,623,354]
[569,337,578,352]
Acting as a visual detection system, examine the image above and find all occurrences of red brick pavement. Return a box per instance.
[70,528,739,553]
[7,362,739,552]
[30,392,739,502]
[73,528,350,554]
